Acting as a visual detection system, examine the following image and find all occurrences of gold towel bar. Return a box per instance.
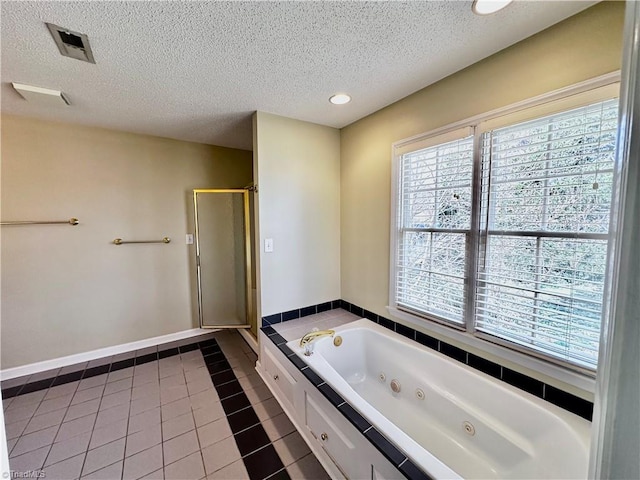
[0,218,79,226]
[113,237,171,245]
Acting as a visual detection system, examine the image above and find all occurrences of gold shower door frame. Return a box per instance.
[193,189,252,329]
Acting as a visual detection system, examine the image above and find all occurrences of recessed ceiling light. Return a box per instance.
[329,94,351,105]
[472,0,513,15]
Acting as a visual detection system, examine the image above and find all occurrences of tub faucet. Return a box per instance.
[299,329,335,356]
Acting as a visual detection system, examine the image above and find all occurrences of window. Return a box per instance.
[396,132,473,325]
[392,84,619,372]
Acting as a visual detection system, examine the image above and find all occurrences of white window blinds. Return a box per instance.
[396,133,474,324]
[475,99,618,369]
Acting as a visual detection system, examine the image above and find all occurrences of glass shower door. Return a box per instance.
[193,189,251,328]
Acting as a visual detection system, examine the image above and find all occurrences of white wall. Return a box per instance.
[253,112,340,317]
[1,115,252,369]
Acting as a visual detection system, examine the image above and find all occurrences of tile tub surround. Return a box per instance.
[261,300,342,327]
[3,331,329,480]
[271,303,593,421]
[264,319,431,480]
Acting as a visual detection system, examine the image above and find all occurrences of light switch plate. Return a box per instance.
[186,234,194,245]
[265,238,274,252]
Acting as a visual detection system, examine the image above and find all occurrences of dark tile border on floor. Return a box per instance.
[264,299,593,421]
[2,340,186,400]
[3,332,296,480]
[198,338,292,480]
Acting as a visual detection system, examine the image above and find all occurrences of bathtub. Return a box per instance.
[286,319,591,480]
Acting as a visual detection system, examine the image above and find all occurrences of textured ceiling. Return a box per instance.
[1,1,597,150]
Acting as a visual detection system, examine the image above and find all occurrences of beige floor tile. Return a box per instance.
[134,362,158,377]
[77,374,108,392]
[128,407,161,434]
[160,385,189,405]
[287,453,330,480]
[43,452,85,480]
[272,431,311,467]
[65,398,100,422]
[159,364,183,380]
[94,403,129,428]
[160,373,186,389]
[130,392,161,416]
[4,402,40,424]
[139,467,164,480]
[89,418,127,449]
[122,444,163,480]
[82,438,126,476]
[189,389,219,411]
[253,397,284,422]
[196,417,232,449]
[5,418,28,440]
[205,459,249,480]
[107,367,134,383]
[184,367,210,385]
[56,413,97,442]
[201,435,241,475]
[11,425,58,457]
[5,333,306,480]
[80,460,123,480]
[162,411,195,441]
[244,384,273,405]
[44,382,79,400]
[162,430,200,465]
[8,444,51,471]
[132,373,159,389]
[263,413,295,442]
[163,451,205,480]
[237,373,265,392]
[186,378,212,397]
[23,407,67,435]
[125,423,162,457]
[132,382,161,401]
[192,401,224,428]
[45,431,91,466]
[71,385,105,406]
[36,394,74,416]
[103,377,133,396]
[160,397,191,422]
[99,389,131,411]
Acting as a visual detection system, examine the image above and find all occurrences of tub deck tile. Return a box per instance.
[316,383,344,407]
[364,428,406,467]
[400,459,434,480]
[338,403,371,433]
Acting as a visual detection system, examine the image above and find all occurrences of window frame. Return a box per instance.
[389,73,621,392]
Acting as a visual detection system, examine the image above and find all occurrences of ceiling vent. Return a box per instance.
[12,83,70,106]
[46,23,95,63]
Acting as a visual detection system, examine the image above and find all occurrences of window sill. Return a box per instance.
[387,306,596,396]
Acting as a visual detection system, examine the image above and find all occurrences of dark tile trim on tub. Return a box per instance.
[262,326,432,480]
[261,299,341,327]
[336,300,594,422]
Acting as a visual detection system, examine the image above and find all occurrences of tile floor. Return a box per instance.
[3,330,330,480]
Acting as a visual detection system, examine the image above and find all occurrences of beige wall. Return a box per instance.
[340,2,624,397]
[1,115,252,368]
[253,112,341,317]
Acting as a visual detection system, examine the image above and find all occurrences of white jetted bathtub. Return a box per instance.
[287,319,591,479]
